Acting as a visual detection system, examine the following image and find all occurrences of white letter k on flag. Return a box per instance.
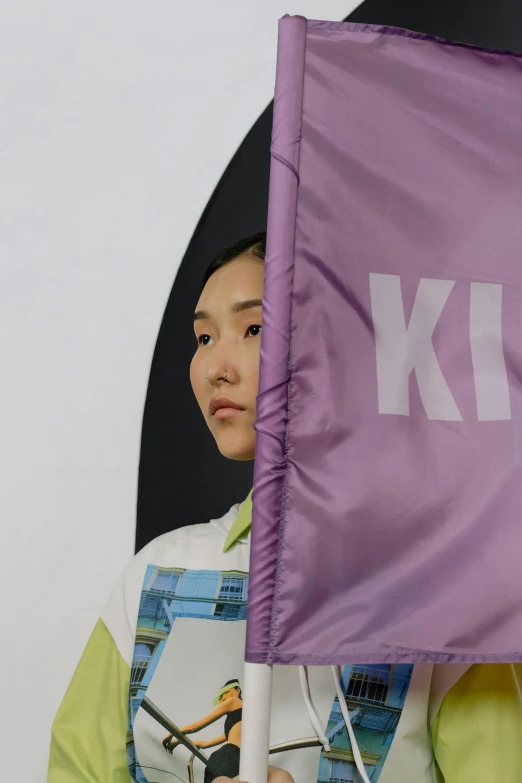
[370,273,462,420]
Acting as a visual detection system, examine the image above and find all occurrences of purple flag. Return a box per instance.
[246,16,522,665]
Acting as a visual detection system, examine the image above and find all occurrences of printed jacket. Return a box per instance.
[48,493,522,782]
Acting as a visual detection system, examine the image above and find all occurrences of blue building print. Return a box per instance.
[126,565,248,783]
[317,664,413,783]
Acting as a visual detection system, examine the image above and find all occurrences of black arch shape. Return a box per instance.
[136,0,522,551]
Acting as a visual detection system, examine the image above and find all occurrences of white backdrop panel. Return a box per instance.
[0,2,357,779]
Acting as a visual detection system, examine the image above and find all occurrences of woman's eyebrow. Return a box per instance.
[193,299,262,322]
[231,299,263,314]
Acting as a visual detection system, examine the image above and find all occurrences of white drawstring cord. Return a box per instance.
[298,663,373,783]
[331,666,372,783]
[298,666,331,752]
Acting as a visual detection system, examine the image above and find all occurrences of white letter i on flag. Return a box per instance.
[470,282,511,421]
[370,273,462,420]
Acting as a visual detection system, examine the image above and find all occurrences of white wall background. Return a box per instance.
[0,2,358,779]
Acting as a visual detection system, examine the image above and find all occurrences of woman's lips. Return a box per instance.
[214,407,244,420]
[209,395,246,419]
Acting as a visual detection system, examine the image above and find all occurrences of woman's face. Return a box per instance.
[219,686,241,703]
[190,255,264,461]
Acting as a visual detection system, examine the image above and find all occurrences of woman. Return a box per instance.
[48,232,522,783]
[162,679,243,782]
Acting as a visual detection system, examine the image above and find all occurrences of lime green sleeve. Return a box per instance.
[431,663,522,782]
[48,618,131,782]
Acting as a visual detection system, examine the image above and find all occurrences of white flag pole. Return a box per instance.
[239,18,306,782]
[239,662,273,783]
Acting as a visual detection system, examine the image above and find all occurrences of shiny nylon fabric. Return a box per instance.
[246,17,522,665]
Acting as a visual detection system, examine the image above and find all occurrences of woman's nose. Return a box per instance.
[205,365,229,385]
[205,336,239,386]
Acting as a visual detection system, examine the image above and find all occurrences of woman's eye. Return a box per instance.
[198,334,214,346]
[246,325,262,338]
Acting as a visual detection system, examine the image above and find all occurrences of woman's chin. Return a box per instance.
[215,434,256,462]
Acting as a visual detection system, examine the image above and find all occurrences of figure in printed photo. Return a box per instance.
[161,678,243,783]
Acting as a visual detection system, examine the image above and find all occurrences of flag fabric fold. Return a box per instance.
[246,17,522,665]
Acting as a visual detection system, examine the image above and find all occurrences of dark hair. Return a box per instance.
[200,231,266,293]
[221,678,243,700]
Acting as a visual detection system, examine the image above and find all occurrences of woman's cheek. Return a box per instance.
[250,343,261,389]
[189,353,205,407]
